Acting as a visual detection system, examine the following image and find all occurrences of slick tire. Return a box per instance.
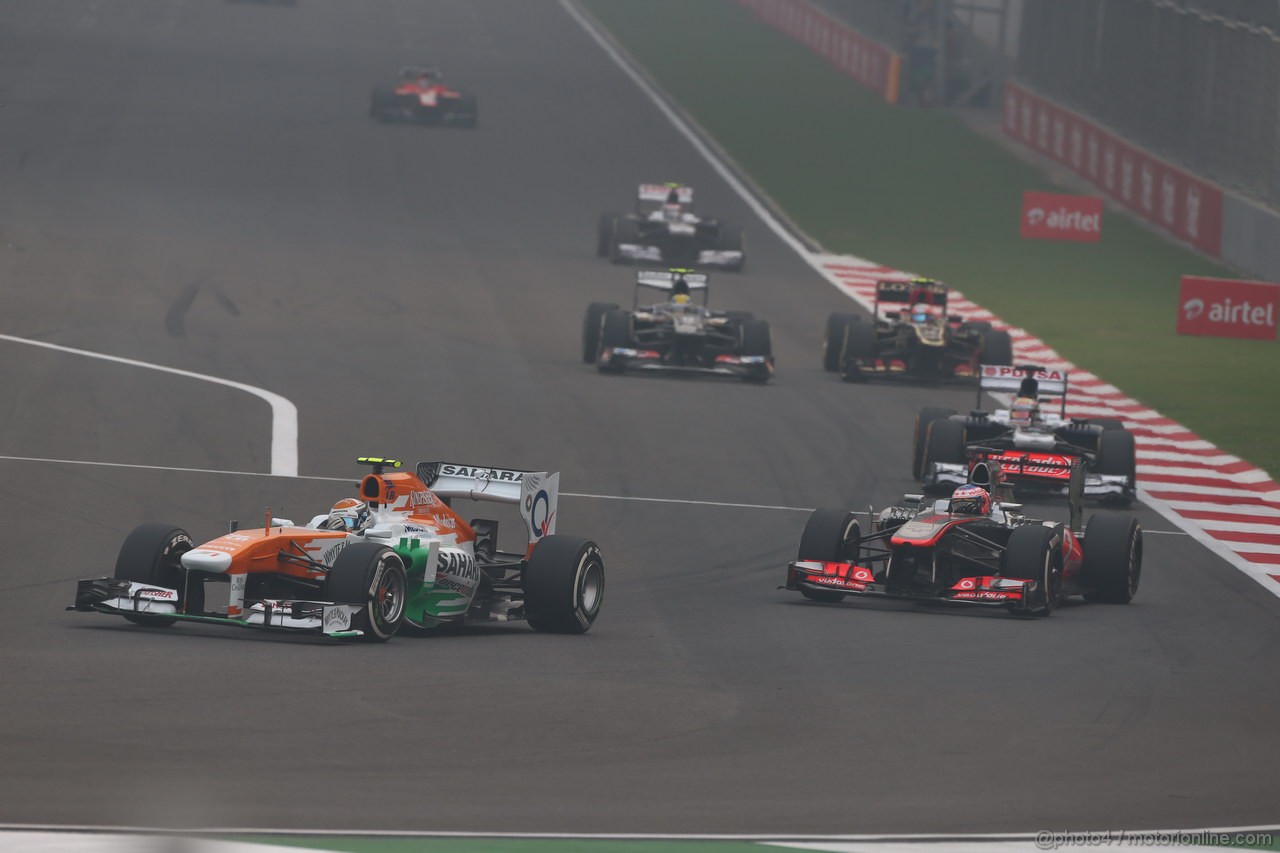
[838,318,876,382]
[723,310,755,323]
[114,523,203,628]
[326,543,407,642]
[1082,514,1142,604]
[980,329,1013,366]
[597,310,632,373]
[582,302,619,363]
[922,418,966,489]
[913,407,957,481]
[597,213,619,257]
[609,219,639,264]
[716,225,746,272]
[823,313,857,372]
[797,509,861,603]
[1001,525,1063,616]
[740,319,772,357]
[524,536,605,634]
[1097,428,1137,506]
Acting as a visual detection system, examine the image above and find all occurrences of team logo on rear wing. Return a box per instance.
[637,269,708,290]
[638,183,693,204]
[979,365,1069,396]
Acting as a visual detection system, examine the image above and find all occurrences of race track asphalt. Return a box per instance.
[0,0,1277,835]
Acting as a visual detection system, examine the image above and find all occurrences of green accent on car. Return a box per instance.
[580,0,1280,477]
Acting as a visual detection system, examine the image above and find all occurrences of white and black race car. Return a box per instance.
[597,184,745,272]
[582,269,772,382]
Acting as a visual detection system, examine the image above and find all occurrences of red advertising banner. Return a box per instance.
[1020,191,1103,242]
[1177,276,1279,341]
[736,0,901,104]
[1004,82,1223,257]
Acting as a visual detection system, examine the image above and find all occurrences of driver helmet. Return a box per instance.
[1010,396,1039,426]
[672,293,692,305]
[910,302,932,323]
[950,485,992,516]
[328,497,371,532]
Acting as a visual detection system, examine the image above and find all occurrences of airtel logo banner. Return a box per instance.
[1019,191,1103,242]
[1177,276,1279,341]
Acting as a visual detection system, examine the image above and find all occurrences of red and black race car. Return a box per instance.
[782,460,1142,617]
[369,66,478,128]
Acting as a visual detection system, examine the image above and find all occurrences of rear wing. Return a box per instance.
[637,183,693,209]
[978,364,1068,415]
[875,279,949,319]
[419,462,560,550]
[635,268,709,307]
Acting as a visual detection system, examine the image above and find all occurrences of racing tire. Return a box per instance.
[523,536,605,634]
[582,302,619,363]
[1001,525,1063,616]
[114,523,202,628]
[922,418,966,488]
[723,310,755,323]
[823,313,857,372]
[961,321,992,336]
[596,213,619,257]
[369,85,396,121]
[1097,428,1137,505]
[838,318,877,382]
[740,319,772,357]
[1081,513,1143,604]
[597,310,632,373]
[913,407,958,480]
[980,329,1013,366]
[609,219,639,264]
[716,225,746,272]
[797,509,861,603]
[326,543,407,642]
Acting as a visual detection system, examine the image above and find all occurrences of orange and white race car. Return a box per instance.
[70,457,604,641]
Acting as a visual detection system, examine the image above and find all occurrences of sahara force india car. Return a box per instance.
[783,459,1142,616]
[597,184,745,271]
[582,269,773,382]
[915,365,1137,505]
[823,279,1013,381]
[69,457,604,641]
[369,66,478,127]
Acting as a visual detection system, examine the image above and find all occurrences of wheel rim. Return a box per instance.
[375,561,406,625]
[578,558,604,616]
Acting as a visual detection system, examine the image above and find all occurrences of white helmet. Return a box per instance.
[328,498,371,532]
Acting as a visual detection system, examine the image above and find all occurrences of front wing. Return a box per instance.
[598,346,771,381]
[68,577,367,638]
[785,560,1039,610]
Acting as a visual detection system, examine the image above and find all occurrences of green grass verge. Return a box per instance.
[580,0,1280,476]
[238,839,765,853]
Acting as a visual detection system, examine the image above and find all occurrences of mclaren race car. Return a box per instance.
[915,365,1137,505]
[823,279,1013,381]
[597,183,745,271]
[70,457,604,641]
[582,269,772,382]
[783,459,1142,616]
[369,66,478,127]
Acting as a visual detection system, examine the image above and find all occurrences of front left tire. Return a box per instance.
[796,509,861,602]
[114,523,202,627]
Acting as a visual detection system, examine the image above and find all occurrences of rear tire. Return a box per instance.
[838,318,877,382]
[1097,429,1136,505]
[1082,514,1142,604]
[114,524,201,628]
[716,225,745,272]
[980,329,1013,365]
[823,313,857,372]
[326,543,407,642]
[797,509,861,602]
[609,219,639,264]
[596,213,618,257]
[524,536,605,634]
[913,407,957,480]
[1001,525,1062,616]
[922,418,966,485]
[1087,417,1125,431]
[582,302,618,363]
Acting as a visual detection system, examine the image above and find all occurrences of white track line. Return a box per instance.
[0,333,298,477]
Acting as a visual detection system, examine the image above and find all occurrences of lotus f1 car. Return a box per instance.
[915,365,1137,505]
[598,183,745,271]
[69,457,604,641]
[582,269,773,382]
[823,279,1013,381]
[369,66,478,127]
[783,459,1142,616]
